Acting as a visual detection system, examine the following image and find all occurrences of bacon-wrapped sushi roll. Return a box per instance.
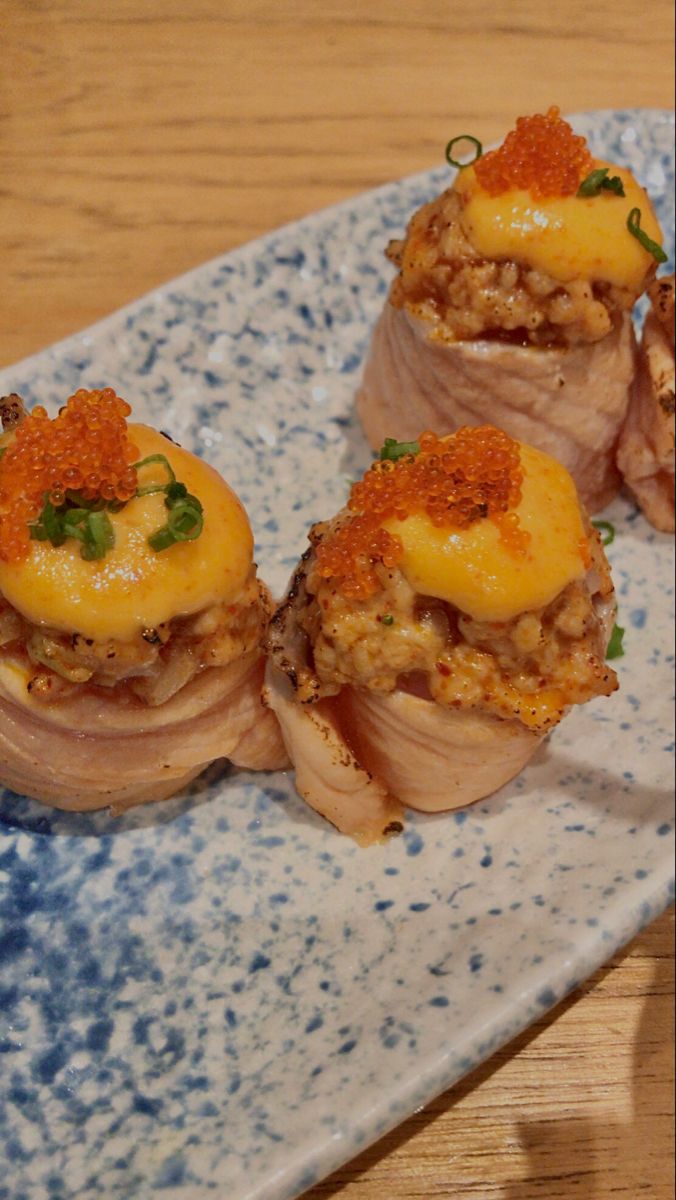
[617,274,675,532]
[357,107,666,513]
[0,389,287,812]
[265,426,618,843]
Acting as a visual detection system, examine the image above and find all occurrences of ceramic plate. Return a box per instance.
[1,109,674,1200]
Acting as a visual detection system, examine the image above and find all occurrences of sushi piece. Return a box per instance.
[0,388,288,812]
[265,426,619,843]
[617,274,675,532]
[357,106,666,513]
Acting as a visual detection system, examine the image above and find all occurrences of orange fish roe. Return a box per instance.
[474,105,593,199]
[315,427,530,600]
[0,388,139,563]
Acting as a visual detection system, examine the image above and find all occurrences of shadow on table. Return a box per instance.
[301,919,674,1199]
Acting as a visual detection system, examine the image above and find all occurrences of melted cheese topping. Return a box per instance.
[0,426,253,640]
[384,443,588,622]
[455,160,663,290]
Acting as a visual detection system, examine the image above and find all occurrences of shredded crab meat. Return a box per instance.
[387,189,640,347]
[295,522,617,736]
[0,567,270,708]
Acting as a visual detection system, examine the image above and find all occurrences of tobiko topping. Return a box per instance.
[0,388,138,563]
[0,388,206,564]
[315,427,529,600]
[474,105,593,198]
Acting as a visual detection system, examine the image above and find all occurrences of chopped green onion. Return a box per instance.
[26,446,204,560]
[135,453,206,552]
[168,501,203,540]
[28,497,115,560]
[147,526,178,553]
[381,614,395,626]
[604,176,626,196]
[42,501,67,547]
[62,509,115,559]
[83,510,115,560]
[64,490,104,511]
[148,496,204,553]
[133,453,177,496]
[577,167,625,198]
[592,519,616,546]
[445,135,483,169]
[627,208,668,263]
[61,519,87,542]
[165,480,188,504]
[379,437,420,462]
[606,623,625,660]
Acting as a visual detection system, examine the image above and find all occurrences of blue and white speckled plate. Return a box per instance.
[1,110,674,1200]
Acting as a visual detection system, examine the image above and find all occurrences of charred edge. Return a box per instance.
[659,388,675,416]
[299,677,322,704]
[268,548,314,632]
[383,821,404,837]
[160,430,181,446]
[266,547,314,654]
[71,633,94,649]
[273,655,298,691]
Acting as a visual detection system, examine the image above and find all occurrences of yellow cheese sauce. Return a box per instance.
[384,443,588,622]
[0,426,253,640]
[455,160,663,291]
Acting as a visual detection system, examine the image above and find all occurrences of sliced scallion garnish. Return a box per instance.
[133,453,177,496]
[445,135,483,170]
[577,167,625,198]
[26,445,205,560]
[606,623,625,660]
[81,510,115,560]
[29,497,115,560]
[147,487,204,553]
[135,454,205,553]
[379,437,420,463]
[592,519,616,546]
[627,208,668,263]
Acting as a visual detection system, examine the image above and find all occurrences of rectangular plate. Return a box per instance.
[0,108,674,1200]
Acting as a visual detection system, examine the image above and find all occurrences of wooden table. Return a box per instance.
[2,3,674,1197]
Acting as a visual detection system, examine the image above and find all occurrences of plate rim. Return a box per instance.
[0,104,674,1200]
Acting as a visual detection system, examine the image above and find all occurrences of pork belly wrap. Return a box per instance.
[265,426,618,844]
[0,389,287,812]
[617,274,675,532]
[357,107,666,513]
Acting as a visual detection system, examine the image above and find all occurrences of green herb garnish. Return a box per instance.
[592,519,616,546]
[379,438,420,463]
[445,135,483,170]
[606,623,625,660]
[133,453,177,496]
[27,448,205,561]
[627,208,668,263]
[381,614,395,626]
[577,167,626,198]
[147,488,204,553]
[29,497,115,561]
[134,454,205,553]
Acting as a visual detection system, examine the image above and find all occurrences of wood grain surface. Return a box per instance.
[1,3,674,1198]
